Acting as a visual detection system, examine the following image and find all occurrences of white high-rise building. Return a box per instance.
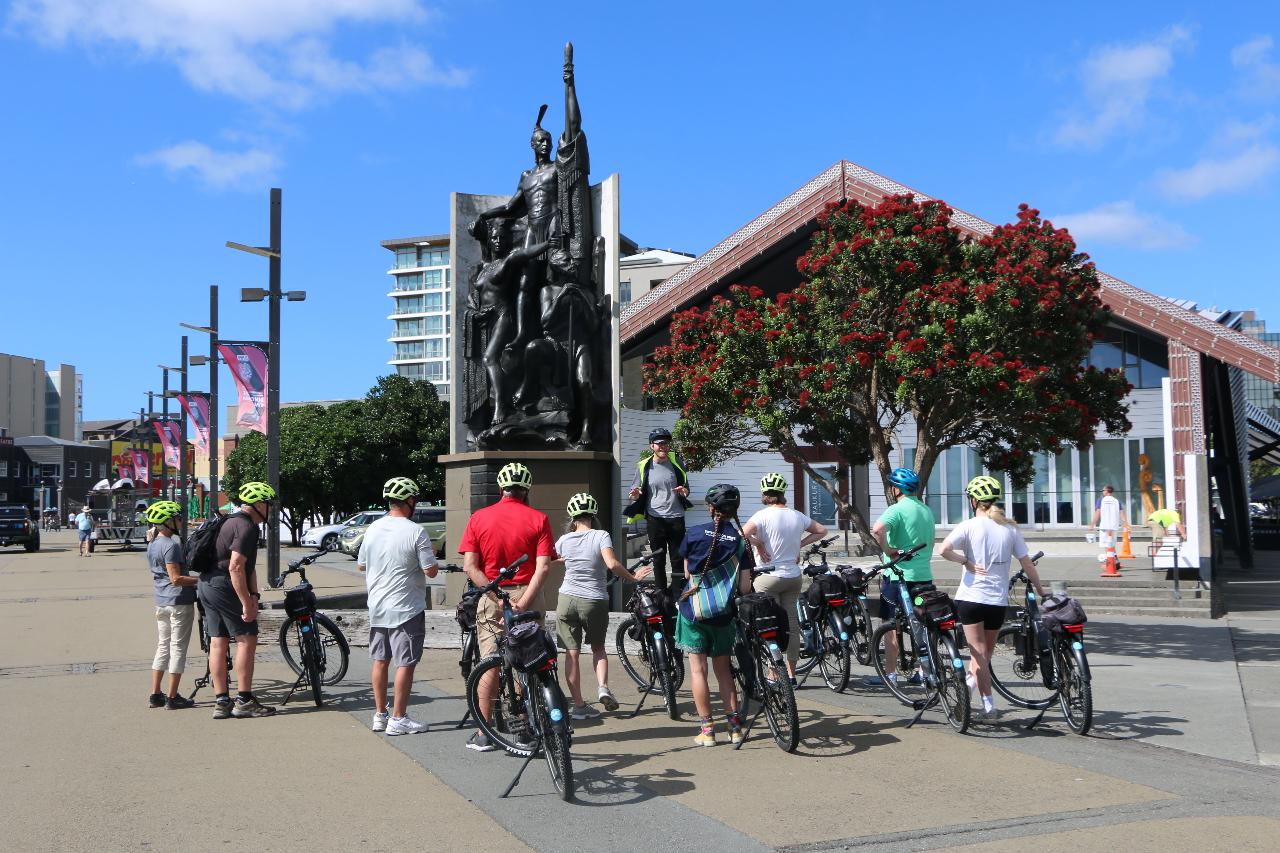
[381,234,452,399]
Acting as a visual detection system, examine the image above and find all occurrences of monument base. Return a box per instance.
[440,450,616,605]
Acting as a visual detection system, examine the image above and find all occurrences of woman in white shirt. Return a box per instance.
[939,475,1045,720]
[741,473,828,680]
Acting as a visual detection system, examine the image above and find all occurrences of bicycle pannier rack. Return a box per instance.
[911,587,956,628]
[504,620,557,673]
[736,592,790,651]
[1040,594,1087,633]
[804,573,849,609]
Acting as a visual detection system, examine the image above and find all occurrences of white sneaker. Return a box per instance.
[371,710,389,732]
[597,688,619,712]
[981,696,999,721]
[386,715,428,736]
[570,704,601,720]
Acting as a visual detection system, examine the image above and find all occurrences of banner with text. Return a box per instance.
[131,450,150,485]
[153,420,183,469]
[117,465,133,482]
[217,343,268,435]
[176,393,211,457]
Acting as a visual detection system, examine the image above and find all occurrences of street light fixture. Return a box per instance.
[240,288,267,302]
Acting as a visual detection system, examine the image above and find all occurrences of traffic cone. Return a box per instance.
[1100,541,1122,577]
[1118,528,1135,559]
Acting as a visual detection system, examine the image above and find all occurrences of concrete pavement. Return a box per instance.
[2,533,1278,852]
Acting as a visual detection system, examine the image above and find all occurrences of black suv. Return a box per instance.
[0,505,40,552]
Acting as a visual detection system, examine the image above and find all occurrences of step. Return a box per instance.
[1082,605,1213,618]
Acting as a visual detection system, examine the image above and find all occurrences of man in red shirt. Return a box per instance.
[460,462,557,751]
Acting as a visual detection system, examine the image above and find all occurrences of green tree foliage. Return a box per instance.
[223,376,448,544]
[645,194,1131,546]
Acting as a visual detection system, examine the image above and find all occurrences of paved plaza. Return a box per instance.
[3,533,1279,852]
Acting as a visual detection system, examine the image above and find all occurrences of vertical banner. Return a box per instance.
[153,420,183,469]
[176,393,211,457]
[217,343,269,435]
[131,450,150,485]
[117,465,133,482]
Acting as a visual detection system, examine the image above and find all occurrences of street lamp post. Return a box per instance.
[182,284,220,515]
[228,189,305,586]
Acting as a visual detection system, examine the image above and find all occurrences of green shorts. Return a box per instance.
[675,613,736,657]
[555,593,609,650]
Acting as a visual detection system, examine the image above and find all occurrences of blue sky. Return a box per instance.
[2,0,1279,422]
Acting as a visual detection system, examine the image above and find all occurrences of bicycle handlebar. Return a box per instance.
[875,543,930,581]
[471,554,530,599]
[277,547,333,587]
[1008,551,1046,589]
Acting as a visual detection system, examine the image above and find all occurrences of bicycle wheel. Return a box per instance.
[306,632,324,707]
[534,670,575,801]
[279,613,350,686]
[652,639,680,720]
[989,625,1055,709]
[935,633,970,733]
[871,621,926,707]
[615,618,651,688]
[818,635,851,693]
[757,646,799,752]
[1057,643,1093,735]
[465,655,528,755]
[850,599,874,666]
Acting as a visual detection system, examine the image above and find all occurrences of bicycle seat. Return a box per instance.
[803,566,827,578]
[510,611,542,625]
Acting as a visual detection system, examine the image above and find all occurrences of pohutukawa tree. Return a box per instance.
[644,194,1131,547]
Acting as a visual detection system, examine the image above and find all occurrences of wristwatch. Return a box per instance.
[249,592,260,600]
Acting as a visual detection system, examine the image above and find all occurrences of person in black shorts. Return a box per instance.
[199,481,276,719]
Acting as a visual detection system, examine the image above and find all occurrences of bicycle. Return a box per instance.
[730,567,800,752]
[273,547,351,707]
[792,536,862,693]
[614,555,686,719]
[869,544,970,733]
[464,555,575,801]
[988,552,1093,734]
[187,597,233,701]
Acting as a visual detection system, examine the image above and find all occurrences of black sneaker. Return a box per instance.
[212,699,232,720]
[166,694,195,710]
[231,696,277,718]
[149,692,166,709]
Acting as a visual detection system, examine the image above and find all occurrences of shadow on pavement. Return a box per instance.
[1086,621,1250,663]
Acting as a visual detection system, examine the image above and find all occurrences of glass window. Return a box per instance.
[395,273,423,291]
[423,269,444,289]
[425,316,444,335]
[1090,327,1123,373]
[425,293,443,312]
[1078,446,1092,526]
[945,450,963,524]
[1055,449,1074,523]
[395,247,417,269]
[1139,336,1168,387]
[420,248,448,267]
[396,296,424,314]
[1139,438,1165,522]
[395,342,424,360]
[69,461,77,478]
[396,363,426,379]
[424,339,443,358]
[425,362,445,381]
[0,461,7,478]
[620,280,632,305]
[395,319,424,337]
[1093,439,1125,517]
[100,463,107,479]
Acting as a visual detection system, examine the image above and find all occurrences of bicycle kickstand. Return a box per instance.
[1024,698,1054,731]
[626,673,658,719]
[280,670,307,707]
[499,746,540,798]
[905,689,938,729]
[454,708,473,730]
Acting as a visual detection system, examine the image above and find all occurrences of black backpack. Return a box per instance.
[455,587,482,632]
[503,620,557,673]
[184,516,229,574]
[735,591,790,651]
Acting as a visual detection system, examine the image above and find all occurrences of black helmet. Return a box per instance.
[704,483,740,515]
[648,428,673,444]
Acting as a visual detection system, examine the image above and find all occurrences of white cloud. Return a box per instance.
[1053,201,1195,250]
[1212,116,1277,147]
[1231,35,1280,99]
[9,0,467,110]
[136,141,280,190]
[1155,144,1280,200]
[1054,26,1193,148]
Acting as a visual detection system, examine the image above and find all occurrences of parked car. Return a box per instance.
[338,505,445,559]
[301,510,387,551]
[0,505,40,552]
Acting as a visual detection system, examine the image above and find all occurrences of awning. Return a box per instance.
[1247,403,1280,469]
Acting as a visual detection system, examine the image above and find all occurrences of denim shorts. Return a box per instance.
[879,578,934,622]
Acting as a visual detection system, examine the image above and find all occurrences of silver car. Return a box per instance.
[301,510,387,551]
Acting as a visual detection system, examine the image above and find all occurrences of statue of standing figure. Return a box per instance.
[463,43,608,451]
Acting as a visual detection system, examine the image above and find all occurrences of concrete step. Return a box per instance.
[1081,605,1213,618]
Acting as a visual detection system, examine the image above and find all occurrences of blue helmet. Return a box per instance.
[888,467,920,494]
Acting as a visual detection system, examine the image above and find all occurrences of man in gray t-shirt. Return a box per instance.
[626,428,692,599]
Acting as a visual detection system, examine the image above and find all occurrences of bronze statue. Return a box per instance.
[463,42,609,451]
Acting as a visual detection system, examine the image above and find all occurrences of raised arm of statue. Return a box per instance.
[500,240,551,274]
[562,42,580,143]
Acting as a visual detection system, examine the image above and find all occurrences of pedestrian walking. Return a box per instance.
[143,501,197,710]
[74,508,93,557]
[1148,507,1187,539]
[740,473,827,681]
[554,492,651,718]
[867,468,935,688]
[939,476,1045,721]
[624,427,693,601]
[676,484,754,747]
[459,463,557,752]
[198,481,276,719]
[1089,485,1130,563]
[359,477,438,736]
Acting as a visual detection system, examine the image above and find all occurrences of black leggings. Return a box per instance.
[646,514,686,599]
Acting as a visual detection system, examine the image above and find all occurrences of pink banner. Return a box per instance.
[153,420,182,469]
[176,393,211,457]
[218,344,268,435]
[117,465,133,482]
[131,450,150,485]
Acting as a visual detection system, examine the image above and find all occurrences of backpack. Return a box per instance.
[839,566,870,592]
[803,572,849,610]
[1040,594,1088,632]
[503,619,557,673]
[911,587,956,627]
[455,587,482,632]
[184,515,229,574]
[735,591,790,651]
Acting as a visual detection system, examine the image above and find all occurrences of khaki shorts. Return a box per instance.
[754,573,803,664]
[477,584,545,658]
[555,593,609,650]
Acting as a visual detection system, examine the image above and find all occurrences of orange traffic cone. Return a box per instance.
[1100,541,1123,577]
[1118,528,1135,560]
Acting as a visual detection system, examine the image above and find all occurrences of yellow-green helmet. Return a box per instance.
[496,462,533,490]
[238,481,277,504]
[966,475,1002,502]
[144,500,182,525]
[566,492,598,517]
[382,476,420,502]
[761,473,787,493]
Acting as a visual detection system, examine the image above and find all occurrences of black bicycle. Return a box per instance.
[273,548,351,707]
[615,556,685,719]
[437,564,479,678]
[464,556,575,801]
[731,569,800,752]
[793,537,859,692]
[187,597,233,701]
[869,544,970,733]
[988,552,1093,734]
